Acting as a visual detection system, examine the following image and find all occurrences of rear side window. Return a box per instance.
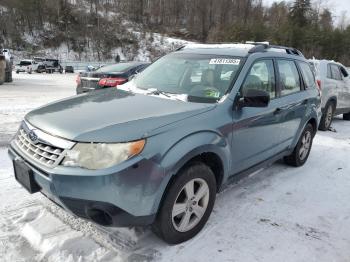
[241,59,276,99]
[277,60,301,96]
[20,61,32,66]
[327,64,332,78]
[340,66,349,78]
[298,62,316,89]
[330,64,342,80]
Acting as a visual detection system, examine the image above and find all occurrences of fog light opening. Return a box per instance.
[87,208,113,226]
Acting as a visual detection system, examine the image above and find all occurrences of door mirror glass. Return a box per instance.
[239,89,270,108]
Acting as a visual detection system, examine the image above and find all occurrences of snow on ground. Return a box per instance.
[0,73,76,146]
[0,73,350,261]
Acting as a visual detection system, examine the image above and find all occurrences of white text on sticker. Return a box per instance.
[209,59,240,65]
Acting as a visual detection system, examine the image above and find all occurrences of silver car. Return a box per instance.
[309,59,350,130]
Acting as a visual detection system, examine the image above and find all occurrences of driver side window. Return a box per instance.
[242,60,276,99]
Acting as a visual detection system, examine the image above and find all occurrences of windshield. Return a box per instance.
[96,63,138,73]
[134,53,244,101]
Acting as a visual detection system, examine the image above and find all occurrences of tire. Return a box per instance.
[153,162,216,244]
[319,102,335,131]
[0,69,5,85]
[343,112,350,121]
[284,123,314,167]
[5,71,12,82]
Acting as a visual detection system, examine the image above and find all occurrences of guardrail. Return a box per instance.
[60,61,116,71]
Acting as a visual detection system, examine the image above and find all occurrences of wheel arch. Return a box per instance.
[326,96,337,109]
[153,131,230,215]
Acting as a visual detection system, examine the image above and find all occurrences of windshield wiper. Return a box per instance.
[148,89,172,98]
[146,88,186,102]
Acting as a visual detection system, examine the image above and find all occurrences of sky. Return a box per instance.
[263,0,350,26]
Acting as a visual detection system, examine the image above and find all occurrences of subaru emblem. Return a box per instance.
[28,130,38,143]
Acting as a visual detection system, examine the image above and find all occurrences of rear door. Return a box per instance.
[274,59,309,149]
[330,64,344,109]
[338,66,350,111]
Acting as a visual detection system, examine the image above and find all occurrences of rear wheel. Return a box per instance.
[284,123,314,167]
[153,162,216,244]
[0,67,5,85]
[319,102,335,131]
[5,70,12,82]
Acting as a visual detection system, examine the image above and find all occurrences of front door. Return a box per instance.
[231,59,285,174]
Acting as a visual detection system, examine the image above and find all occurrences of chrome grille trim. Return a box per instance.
[13,121,76,168]
[15,129,67,168]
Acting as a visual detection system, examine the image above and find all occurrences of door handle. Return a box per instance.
[302,99,308,105]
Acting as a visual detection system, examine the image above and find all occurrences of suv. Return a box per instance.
[15,60,39,74]
[8,43,321,244]
[309,59,350,130]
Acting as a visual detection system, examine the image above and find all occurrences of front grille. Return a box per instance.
[15,128,66,168]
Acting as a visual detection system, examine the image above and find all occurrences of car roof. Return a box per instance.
[176,43,305,60]
[309,59,345,67]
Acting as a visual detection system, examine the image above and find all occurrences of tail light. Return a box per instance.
[76,74,81,85]
[316,80,321,90]
[98,77,127,87]
[316,79,322,96]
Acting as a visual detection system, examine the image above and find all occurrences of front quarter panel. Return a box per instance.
[141,103,234,213]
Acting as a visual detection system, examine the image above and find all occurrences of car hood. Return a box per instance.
[25,89,215,142]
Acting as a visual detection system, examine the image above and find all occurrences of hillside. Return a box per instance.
[0,0,192,62]
[1,0,350,64]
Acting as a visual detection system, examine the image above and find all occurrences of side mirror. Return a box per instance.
[238,89,270,108]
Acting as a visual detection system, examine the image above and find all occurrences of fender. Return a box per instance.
[150,131,231,213]
[291,115,318,150]
[323,96,337,112]
[161,131,230,177]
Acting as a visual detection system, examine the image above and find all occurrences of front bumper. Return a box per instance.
[8,143,166,227]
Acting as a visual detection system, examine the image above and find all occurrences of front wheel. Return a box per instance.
[284,123,314,167]
[153,162,216,244]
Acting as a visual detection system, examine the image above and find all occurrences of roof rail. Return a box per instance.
[246,41,304,57]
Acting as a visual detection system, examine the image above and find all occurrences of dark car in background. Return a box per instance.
[35,58,63,74]
[76,62,150,94]
[65,66,74,73]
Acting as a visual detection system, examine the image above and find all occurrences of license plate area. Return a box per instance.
[13,160,41,194]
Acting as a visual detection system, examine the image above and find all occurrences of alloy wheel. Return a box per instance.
[324,105,333,129]
[299,130,312,161]
[171,178,210,233]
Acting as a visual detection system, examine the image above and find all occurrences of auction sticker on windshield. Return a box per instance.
[209,58,240,65]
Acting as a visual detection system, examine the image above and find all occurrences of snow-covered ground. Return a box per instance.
[0,73,350,261]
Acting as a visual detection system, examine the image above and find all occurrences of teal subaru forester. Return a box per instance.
[9,42,321,244]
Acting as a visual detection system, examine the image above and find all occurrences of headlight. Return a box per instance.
[62,140,145,170]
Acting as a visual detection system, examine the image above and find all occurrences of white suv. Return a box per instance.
[15,59,39,74]
[309,59,350,130]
